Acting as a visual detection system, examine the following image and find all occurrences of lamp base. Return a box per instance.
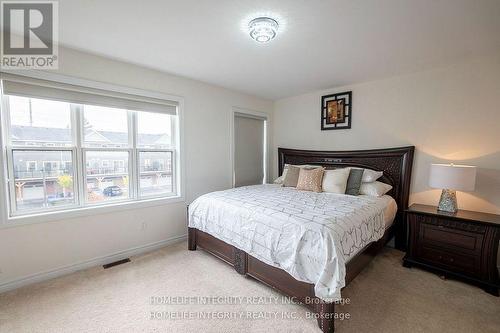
[438,189,458,213]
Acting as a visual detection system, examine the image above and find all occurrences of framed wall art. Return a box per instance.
[321,91,352,130]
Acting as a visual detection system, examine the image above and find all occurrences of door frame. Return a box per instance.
[230,107,269,188]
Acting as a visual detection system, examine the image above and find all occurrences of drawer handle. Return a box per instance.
[449,258,454,263]
[438,256,443,260]
[438,225,444,229]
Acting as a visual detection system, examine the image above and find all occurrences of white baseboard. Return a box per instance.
[0,234,187,294]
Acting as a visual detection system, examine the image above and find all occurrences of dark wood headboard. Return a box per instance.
[278,146,415,250]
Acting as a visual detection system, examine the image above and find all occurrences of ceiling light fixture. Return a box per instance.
[248,17,279,43]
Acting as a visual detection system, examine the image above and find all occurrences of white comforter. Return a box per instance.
[188,184,387,301]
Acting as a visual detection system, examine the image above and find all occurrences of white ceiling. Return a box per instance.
[55,0,500,100]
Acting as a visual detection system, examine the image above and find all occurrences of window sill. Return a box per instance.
[1,195,185,228]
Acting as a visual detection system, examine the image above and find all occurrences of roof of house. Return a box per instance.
[11,125,170,145]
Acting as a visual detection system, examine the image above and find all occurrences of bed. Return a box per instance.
[187,146,414,332]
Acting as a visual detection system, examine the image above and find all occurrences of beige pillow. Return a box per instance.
[322,168,350,194]
[277,164,323,184]
[282,165,301,187]
[296,168,325,192]
[359,181,393,197]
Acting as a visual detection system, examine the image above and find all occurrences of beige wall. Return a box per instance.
[273,54,500,214]
[0,47,272,289]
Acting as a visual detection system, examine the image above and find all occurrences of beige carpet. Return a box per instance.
[1,241,499,333]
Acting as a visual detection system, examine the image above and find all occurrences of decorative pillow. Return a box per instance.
[278,164,322,186]
[281,163,291,177]
[282,165,301,187]
[322,168,350,194]
[302,164,323,169]
[359,181,393,197]
[360,168,383,183]
[345,168,364,195]
[273,175,285,184]
[296,168,325,192]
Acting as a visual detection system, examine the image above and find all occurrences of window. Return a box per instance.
[139,151,173,197]
[137,111,174,149]
[26,161,37,172]
[1,74,180,217]
[85,151,129,203]
[43,161,60,172]
[83,105,129,148]
[12,150,75,211]
[8,96,72,147]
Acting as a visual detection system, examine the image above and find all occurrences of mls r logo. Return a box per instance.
[2,1,54,55]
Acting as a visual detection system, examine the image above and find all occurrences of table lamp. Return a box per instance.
[429,163,476,213]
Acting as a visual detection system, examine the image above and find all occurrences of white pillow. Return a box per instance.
[359,181,392,197]
[273,175,285,184]
[351,168,383,183]
[275,164,322,184]
[362,169,383,182]
[322,168,350,194]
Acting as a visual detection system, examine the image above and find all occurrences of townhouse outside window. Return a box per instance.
[0,74,180,217]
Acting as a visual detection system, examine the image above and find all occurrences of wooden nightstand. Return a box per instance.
[403,204,500,296]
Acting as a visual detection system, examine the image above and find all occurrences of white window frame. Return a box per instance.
[7,146,80,215]
[82,148,132,206]
[137,150,175,199]
[0,70,185,227]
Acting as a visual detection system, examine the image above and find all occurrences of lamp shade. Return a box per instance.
[429,164,476,191]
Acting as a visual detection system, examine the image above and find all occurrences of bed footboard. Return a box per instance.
[187,225,393,332]
[188,227,336,332]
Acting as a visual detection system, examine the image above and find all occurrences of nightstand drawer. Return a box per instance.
[419,222,483,253]
[418,246,479,276]
[412,214,486,234]
[412,215,484,255]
